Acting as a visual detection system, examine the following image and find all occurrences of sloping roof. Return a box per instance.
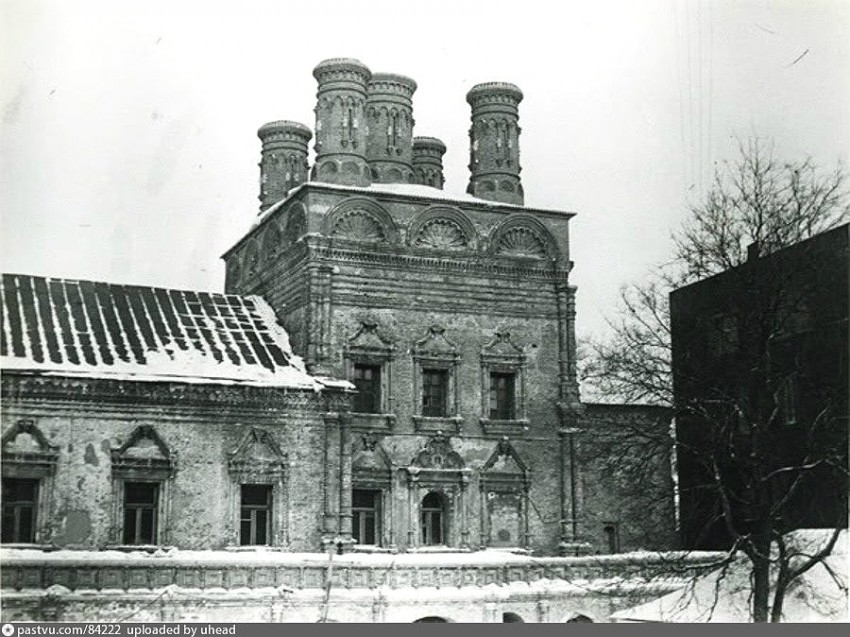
[611,529,848,623]
[0,273,337,389]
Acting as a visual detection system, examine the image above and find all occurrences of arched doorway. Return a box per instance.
[565,613,594,623]
[420,491,446,545]
[413,616,449,623]
[502,612,524,623]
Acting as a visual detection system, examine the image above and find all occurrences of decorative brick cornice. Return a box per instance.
[1,372,334,414]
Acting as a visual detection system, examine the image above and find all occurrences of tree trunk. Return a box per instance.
[751,533,772,622]
[770,580,787,622]
[752,556,771,622]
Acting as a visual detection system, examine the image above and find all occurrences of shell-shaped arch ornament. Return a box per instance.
[414,218,468,250]
[261,221,283,261]
[407,206,478,252]
[331,209,386,242]
[488,215,560,261]
[323,197,399,244]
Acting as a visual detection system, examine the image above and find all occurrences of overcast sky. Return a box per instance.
[2,0,848,342]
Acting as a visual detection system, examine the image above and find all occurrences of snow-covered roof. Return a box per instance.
[237,180,575,244]
[0,273,345,390]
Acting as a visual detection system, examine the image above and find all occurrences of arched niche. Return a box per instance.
[323,197,399,244]
[407,206,478,252]
[487,214,560,261]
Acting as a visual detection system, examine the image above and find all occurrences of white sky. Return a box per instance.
[2,0,848,341]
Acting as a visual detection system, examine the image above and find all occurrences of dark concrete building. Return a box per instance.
[671,224,849,550]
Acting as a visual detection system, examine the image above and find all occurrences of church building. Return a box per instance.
[1,59,684,622]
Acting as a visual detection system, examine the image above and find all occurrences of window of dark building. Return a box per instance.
[421,369,448,417]
[352,363,382,414]
[707,313,738,356]
[779,375,799,426]
[122,482,159,545]
[489,372,516,420]
[352,489,381,546]
[2,478,38,544]
[421,491,445,545]
[240,484,272,546]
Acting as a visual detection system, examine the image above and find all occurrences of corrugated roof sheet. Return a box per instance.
[0,273,326,388]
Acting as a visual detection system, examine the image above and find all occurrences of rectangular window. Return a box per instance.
[122,482,158,545]
[352,489,381,546]
[2,478,38,544]
[240,484,272,546]
[489,372,516,420]
[421,369,448,417]
[780,376,798,426]
[352,364,382,414]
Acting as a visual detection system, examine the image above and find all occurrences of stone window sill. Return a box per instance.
[412,416,463,434]
[105,544,176,553]
[480,418,530,436]
[351,544,396,554]
[350,412,396,431]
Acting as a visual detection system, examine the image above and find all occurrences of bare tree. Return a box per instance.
[583,139,849,622]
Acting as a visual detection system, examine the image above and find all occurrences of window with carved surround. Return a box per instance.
[343,320,396,432]
[228,427,287,547]
[351,433,394,550]
[1,420,58,545]
[110,425,175,547]
[412,326,462,434]
[480,332,529,436]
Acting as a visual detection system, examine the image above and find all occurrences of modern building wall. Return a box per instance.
[671,224,849,549]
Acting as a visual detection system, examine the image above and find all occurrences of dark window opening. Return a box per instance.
[502,612,524,623]
[352,488,381,545]
[421,491,445,545]
[240,484,272,546]
[779,375,798,426]
[352,364,382,414]
[2,478,38,543]
[489,372,516,420]
[422,369,448,417]
[123,482,158,545]
[603,524,620,553]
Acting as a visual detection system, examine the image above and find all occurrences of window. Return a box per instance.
[2,478,38,543]
[603,523,620,553]
[122,482,159,545]
[111,426,173,547]
[352,364,382,414]
[480,332,528,434]
[780,375,798,426]
[352,489,381,545]
[707,313,738,356]
[422,369,449,417]
[240,484,272,546]
[2,420,58,545]
[421,492,445,545]
[489,372,516,420]
[411,326,461,433]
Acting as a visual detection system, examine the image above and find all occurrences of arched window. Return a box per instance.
[421,492,445,545]
[502,612,524,623]
[413,617,449,623]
